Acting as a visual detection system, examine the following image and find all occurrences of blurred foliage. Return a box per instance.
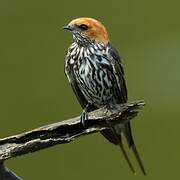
[0,0,179,179]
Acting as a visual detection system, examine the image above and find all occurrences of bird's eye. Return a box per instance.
[79,24,89,30]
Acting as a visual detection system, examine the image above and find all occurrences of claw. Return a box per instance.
[80,103,93,128]
[80,109,88,128]
[104,104,114,115]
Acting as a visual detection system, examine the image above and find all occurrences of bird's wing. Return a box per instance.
[107,45,135,147]
[107,45,127,103]
[100,45,128,143]
[101,44,146,175]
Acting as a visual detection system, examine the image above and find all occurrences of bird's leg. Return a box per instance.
[80,103,92,128]
[80,110,88,128]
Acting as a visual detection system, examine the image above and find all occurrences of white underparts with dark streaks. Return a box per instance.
[65,42,118,107]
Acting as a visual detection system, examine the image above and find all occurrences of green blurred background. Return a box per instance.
[0,0,179,179]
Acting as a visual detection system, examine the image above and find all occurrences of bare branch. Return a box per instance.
[0,101,145,161]
[0,100,145,179]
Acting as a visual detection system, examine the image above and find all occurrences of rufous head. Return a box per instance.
[63,17,109,45]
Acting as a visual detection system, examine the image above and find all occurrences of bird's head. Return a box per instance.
[63,17,109,46]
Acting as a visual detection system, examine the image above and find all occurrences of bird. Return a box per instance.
[63,17,146,175]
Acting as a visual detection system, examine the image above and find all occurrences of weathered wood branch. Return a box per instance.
[0,163,21,180]
[0,100,145,180]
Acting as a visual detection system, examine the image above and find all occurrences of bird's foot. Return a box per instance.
[80,103,94,128]
[80,109,88,128]
[104,104,114,115]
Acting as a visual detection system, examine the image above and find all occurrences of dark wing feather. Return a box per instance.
[108,45,134,145]
[107,45,127,103]
[104,44,146,175]
[100,45,136,173]
[107,45,136,147]
[100,45,128,144]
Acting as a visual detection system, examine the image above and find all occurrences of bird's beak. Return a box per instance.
[63,25,73,31]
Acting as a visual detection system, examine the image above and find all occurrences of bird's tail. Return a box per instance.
[118,137,136,174]
[124,122,146,175]
[101,122,146,175]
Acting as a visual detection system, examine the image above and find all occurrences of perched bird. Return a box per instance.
[63,17,146,175]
